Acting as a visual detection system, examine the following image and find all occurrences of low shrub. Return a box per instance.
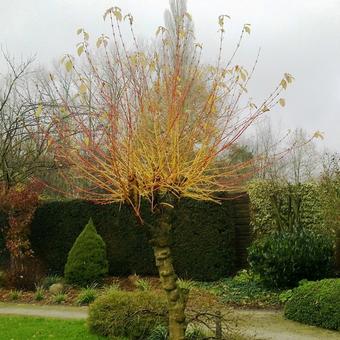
[248,229,334,288]
[64,218,108,286]
[88,290,167,339]
[284,279,340,330]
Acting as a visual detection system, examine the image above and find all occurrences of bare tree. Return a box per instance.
[0,53,52,191]
[249,118,319,182]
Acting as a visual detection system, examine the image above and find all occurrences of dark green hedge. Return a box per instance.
[284,279,340,330]
[0,213,8,267]
[30,198,235,281]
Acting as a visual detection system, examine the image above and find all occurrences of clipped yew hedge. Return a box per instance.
[30,197,235,281]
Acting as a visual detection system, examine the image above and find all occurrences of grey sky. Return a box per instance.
[1,0,339,151]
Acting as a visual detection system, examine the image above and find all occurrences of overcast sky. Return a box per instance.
[1,0,339,151]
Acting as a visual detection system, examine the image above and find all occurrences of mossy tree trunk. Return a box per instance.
[149,202,188,340]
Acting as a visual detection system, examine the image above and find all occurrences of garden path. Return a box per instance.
[0,303,339,339]
[235,308,340,340]
[0,303,87,319]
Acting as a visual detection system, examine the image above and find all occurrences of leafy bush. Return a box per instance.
[284,279,340,330]
[248,229,334,288]
[64,218,108,286]
[88,290,167,339]
[248,180,325,236]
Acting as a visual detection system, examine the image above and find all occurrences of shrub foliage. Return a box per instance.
[88,289,167,339]
[248,229,334,288]
[284,279,340,330]
[64,218,108,286]
[248,181,325,236]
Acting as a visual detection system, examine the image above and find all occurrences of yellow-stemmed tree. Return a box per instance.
[43,3,293,338]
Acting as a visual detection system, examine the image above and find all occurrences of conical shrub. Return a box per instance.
[64,218,108,286]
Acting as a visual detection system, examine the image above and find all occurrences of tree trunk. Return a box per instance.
[150,206,187,340]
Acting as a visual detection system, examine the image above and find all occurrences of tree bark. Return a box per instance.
[150,205,187,340]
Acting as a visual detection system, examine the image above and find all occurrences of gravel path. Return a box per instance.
[0,303,88,319]
[235,309,340,340]
[0,303,339,339]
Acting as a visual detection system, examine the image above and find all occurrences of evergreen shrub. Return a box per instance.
[88,289,167,338]
[64,218,108,286]
[284,279,340,330]
[248,229,334,288]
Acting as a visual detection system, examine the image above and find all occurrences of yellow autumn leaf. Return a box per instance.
[65,60,73,72]
[280,79,287,90]
[185,12,192,21]
[313,131,324,140]
[262,105,270,113]
[103,8,112,21]
[124,14,133,25]
[113,8,122,21]
[77,45,84,56]
[284,73,295,83]
[244,24,251,34]
[35,104,43,118]
[279,98,286,107]
[79,83,87,94]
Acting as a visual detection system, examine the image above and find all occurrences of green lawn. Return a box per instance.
[0,315,105,340]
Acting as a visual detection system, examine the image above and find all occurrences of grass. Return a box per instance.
[0,315,105,339]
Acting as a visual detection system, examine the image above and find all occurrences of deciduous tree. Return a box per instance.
[45,3,293,338]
